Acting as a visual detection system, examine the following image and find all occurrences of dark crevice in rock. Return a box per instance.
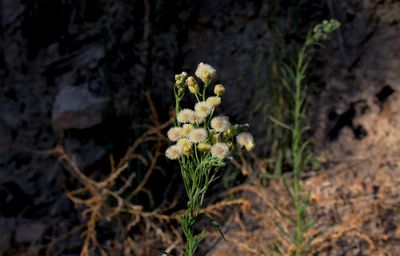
[328,105,356,141]
[0,182,32,218]
[353,124,368,140]
[375,85,394,109]
[328,102,369,141]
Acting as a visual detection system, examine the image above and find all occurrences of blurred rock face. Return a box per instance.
[52,86,106,131]
[1,0,400,254]
[311,0,400,160]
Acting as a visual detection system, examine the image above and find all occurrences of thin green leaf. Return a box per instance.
[273,220,295,243]
[305,218,314,231]
[274,150,283,177]
[269,115,293,131]
[280,78,295,99]
[282,177,294,200]
[268,244,282,255]
[204,215,226,241]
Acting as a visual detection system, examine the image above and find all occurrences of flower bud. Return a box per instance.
[189,84,200,94]
[211,132,220,144]
[245,141,255,152]
[226,142,234,151]
[187,76,199,94]
[214,84,225,96]
[223,126,235,139]
[198,143,211,152]
[186,76,197,87]
[175,72,187,88]
[177,138,192,156]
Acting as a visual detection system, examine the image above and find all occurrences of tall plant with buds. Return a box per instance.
[166,63,255,255]
[268,19,340,255]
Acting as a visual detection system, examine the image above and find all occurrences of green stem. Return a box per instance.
[292,42,309,255]
[202,82,209,101]
[195,93,201,103]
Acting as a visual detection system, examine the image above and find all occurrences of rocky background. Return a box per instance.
[1,0,400,255]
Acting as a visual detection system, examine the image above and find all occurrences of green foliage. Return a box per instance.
[310,20,341,44]
[270,19,340,255]
[167,64,255,255]
[222,164,242,188]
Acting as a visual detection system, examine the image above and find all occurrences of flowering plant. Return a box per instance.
[165,63,255,255]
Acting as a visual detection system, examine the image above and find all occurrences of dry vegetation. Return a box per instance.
[3,93,251,256]
[3,91,400,255]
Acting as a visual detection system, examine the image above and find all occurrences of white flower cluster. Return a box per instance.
[166,63,255,161]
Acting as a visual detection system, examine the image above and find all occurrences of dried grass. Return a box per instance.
[3,92,251,256]
[208,153,400,256]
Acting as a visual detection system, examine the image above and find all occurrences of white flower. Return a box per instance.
[167,127,183,141]
[190,112,205,125]
[182,124,194,137]
[211,116,231,132]
[195,62,216,83]
[177,138,192,155]
[195,101,213,118]
[236,132,254,146]
[188,128,208,143]
[165,144,183,160]
[211,143,230,159]
[177,109,195,123]
[236,132,255,151]
[206,96,221,107]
